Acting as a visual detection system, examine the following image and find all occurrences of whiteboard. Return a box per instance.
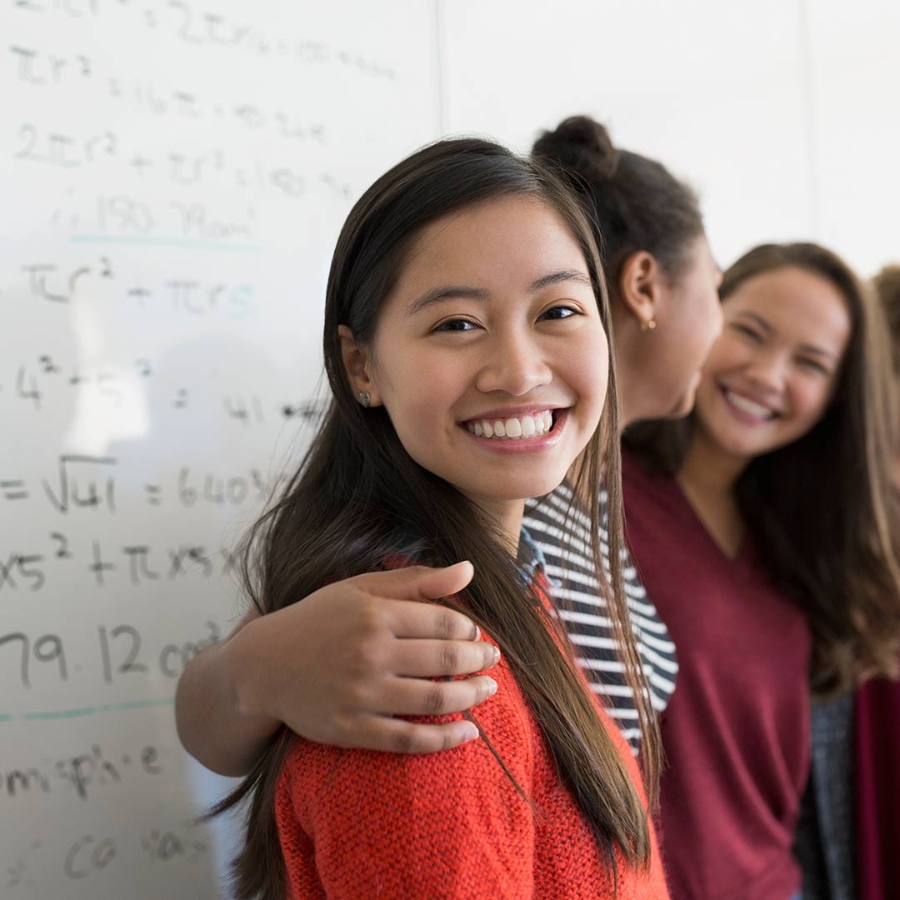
[0,2,440,897]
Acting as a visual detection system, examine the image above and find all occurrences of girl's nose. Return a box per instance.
[744,351,788,394]
[474,333,552,396]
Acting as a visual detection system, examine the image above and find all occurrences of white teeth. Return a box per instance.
[466,410,557,441]
[725,390,774,419]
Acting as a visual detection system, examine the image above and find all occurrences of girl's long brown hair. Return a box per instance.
[211,138,661,898]
[625,242,900,695]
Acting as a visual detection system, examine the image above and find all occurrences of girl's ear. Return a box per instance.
[618,250,662,331]
[337,325,382,407]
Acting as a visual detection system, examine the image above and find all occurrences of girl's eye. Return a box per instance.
[540,305,580,321]
[432,318,477,333]
[732,323,762,342]
[797,357,829,376]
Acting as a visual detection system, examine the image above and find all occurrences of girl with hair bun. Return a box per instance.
[533,116,722,425]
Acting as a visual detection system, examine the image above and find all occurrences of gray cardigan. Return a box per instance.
[795,693,856,900]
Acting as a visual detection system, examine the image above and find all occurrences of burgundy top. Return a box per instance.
[622,453,811,900]
[855,675,900,900]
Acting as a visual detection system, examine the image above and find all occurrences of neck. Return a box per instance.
[678,427,749,496]
[473,498,525,555]
[611,303,655,430]
[675,427,749,559]
[617,363,645,430]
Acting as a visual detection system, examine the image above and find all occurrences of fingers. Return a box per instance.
[379,597,480,641]
[359,561,475,604]
[389,639,500,678]
[376,674,498,718]
[341,716,482,755]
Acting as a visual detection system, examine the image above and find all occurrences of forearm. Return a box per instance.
[175,615,281,777]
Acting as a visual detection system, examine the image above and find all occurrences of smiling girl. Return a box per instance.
[622,243,900,900]
[216,139,669,899]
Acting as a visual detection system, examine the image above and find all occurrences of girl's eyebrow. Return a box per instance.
[529,269,593,292]
[406,269,592,318]
[406,285,488,317]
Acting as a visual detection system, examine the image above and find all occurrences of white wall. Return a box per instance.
[805,0,900,275]
[438,0,900,277]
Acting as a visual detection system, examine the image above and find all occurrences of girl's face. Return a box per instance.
[654,235,724,419]
[344,195,609,524]
[693,265,852,462]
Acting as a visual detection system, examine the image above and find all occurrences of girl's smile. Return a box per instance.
[462,406,565,451]
[715,385,781,424]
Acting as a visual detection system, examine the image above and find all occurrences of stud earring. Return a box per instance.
[641,318,657,333]
[358,391,371,408]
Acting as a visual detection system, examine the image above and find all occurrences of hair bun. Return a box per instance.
[533,115,620,181]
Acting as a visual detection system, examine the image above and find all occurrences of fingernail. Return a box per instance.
[461,722,479,742]
[473,624,481,641]
[491,646,501,665]
[486,678,498,697]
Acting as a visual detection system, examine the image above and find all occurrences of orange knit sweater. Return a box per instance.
[275,602,671,899]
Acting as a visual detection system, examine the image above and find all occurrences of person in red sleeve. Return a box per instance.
[209,138,671,899]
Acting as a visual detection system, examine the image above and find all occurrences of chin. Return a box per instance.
[704,427,765,461]
[466,475,566,505]
[665,391,696,421]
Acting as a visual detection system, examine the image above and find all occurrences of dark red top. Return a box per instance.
[855,675,900,900]
[622,453,811,900]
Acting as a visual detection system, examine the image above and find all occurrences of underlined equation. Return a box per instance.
[0,618,223,692]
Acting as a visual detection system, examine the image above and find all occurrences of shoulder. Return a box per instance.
[622,449,666,491]
[524,484,595,564]
[280,644,536,824]
[621,451,683,523]
[276,647,541,896]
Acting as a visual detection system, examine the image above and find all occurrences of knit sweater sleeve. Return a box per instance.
[275,654,536,900]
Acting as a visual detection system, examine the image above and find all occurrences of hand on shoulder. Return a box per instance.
[231,561,502,754]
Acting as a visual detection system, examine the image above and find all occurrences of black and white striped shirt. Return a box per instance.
[524,483,678,750]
